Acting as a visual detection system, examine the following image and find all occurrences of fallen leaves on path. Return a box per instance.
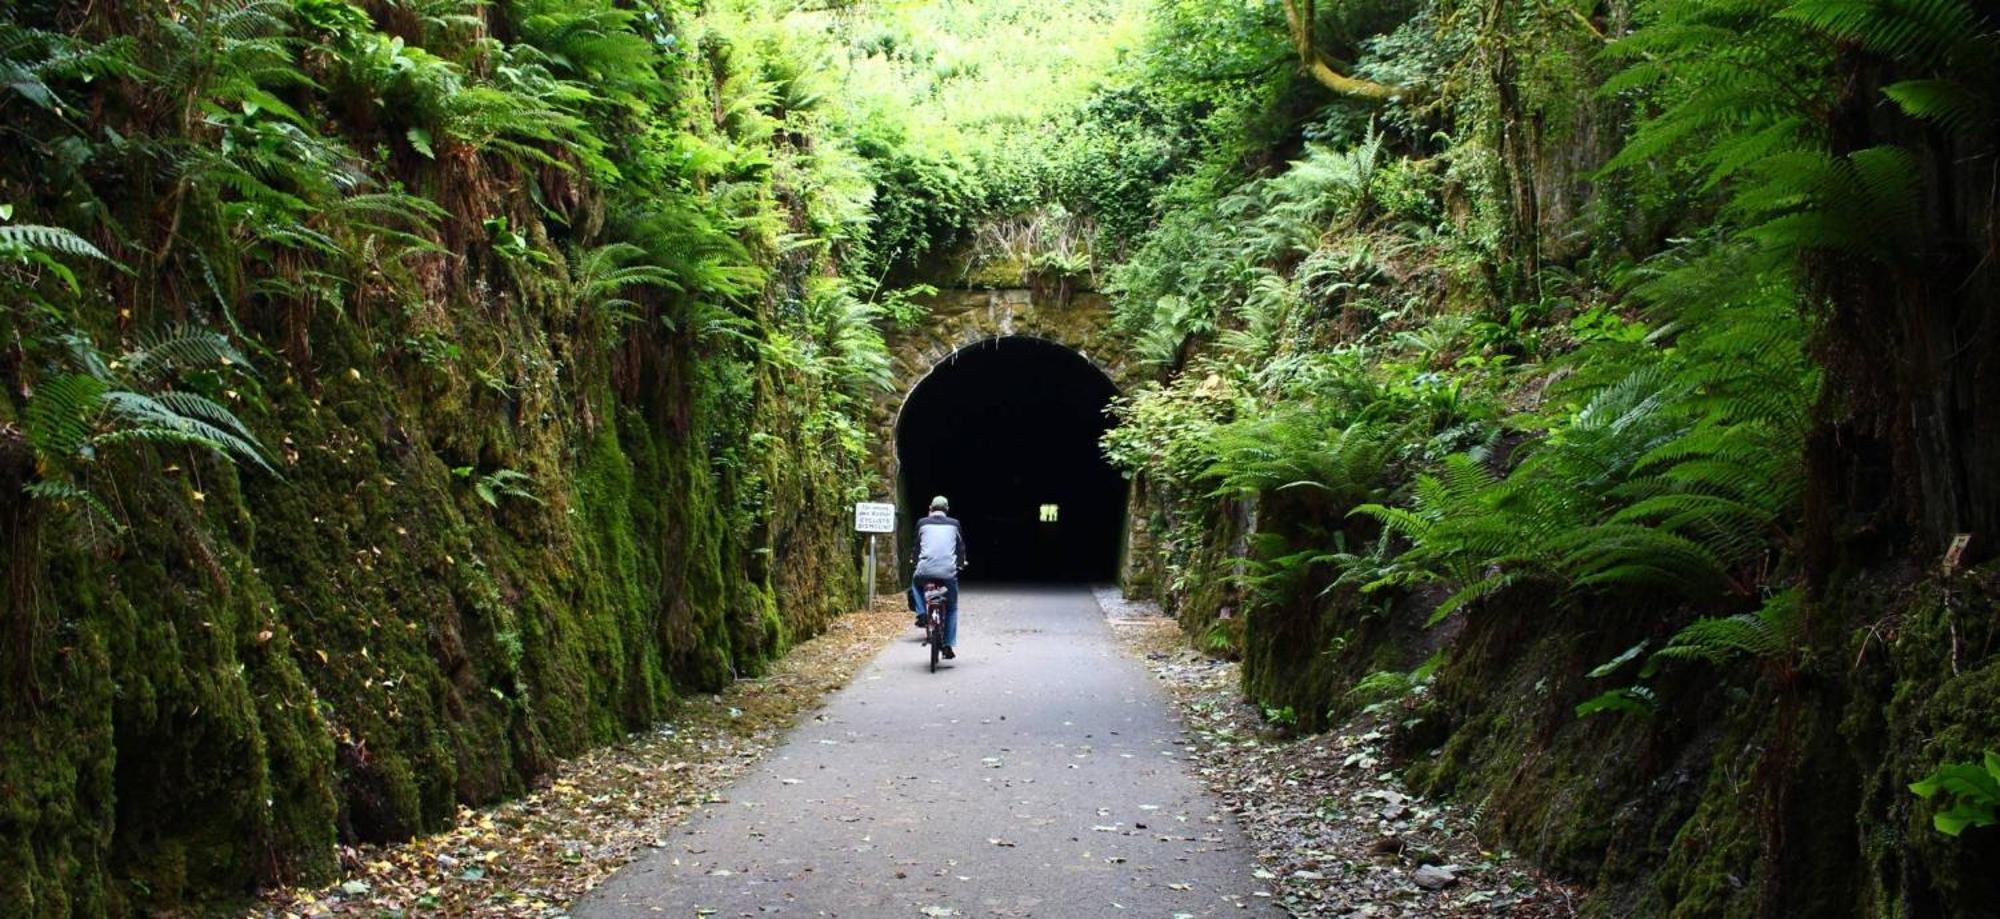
[1105,599,1579,918]
[254,601,908,918]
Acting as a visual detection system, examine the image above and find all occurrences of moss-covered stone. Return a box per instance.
[1134,473,2000,917]
[1,138,866,919]
[0,292,867,913]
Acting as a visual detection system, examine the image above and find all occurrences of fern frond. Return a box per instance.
[22,480,125,533]
[1426,573,1516,625]
[25,374,108,465]
[151,391,268,453]
[1649,588,1804,670]
[0,224,107,260]
[98,391,271,471]
[1882,79,1992,134]
[1779,0,1983,63]
[121,326,249,383]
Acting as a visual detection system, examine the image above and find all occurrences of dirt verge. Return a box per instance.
[1103,597,1579,918]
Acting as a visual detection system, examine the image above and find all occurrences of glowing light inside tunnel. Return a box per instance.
[1040,504,1060,523]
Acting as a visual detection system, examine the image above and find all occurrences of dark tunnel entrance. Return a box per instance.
[896,337,1126,583]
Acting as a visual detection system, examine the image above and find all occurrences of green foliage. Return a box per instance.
[1202,619,1239,655]
[1105,135,1394,368]
[1911,752,2000,837]
[798,277,893,396]
[1569,591,1808,721]
[1342,230,1811,622]
[0,224,107,262]
[1349,651,1443,716]
[1575,685,1659,718]
[1603,0,1993,263]
[1206,415,1402,506]
[22,325,269,539]
[1103,371,1239,488]
[1574,640,1660,719]
[1649,589,1805,673]
[564,242,680,343]
[453,466,543,508]
[872,283,937,333]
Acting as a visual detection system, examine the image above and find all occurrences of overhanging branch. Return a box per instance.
[1281,0,1412,103]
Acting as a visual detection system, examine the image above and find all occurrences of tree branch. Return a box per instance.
[1281,0,1411,103]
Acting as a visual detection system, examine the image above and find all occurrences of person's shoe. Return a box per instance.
[915,612,928,628]
[942,646,955,659]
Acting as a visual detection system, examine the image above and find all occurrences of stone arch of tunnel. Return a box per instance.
[894,336,1127,583]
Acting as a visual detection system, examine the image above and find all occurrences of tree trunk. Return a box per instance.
[1484,0,1542,302]
[1803,25,2000,584]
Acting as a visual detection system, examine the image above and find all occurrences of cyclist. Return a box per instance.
[911,495,966,659]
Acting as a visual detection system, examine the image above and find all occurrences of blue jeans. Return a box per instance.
[912,576,959,648]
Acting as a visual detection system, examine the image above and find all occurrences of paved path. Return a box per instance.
[572,586,1275,918]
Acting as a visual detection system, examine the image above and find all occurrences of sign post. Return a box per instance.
[853,502,896,601]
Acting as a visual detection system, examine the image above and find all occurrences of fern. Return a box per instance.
[797,278,894,395]
[21,329,272,531]
[24,374,109,466]
[120,326,249,385]
[1204,413,1402,507]
[460,468,544,508]
[566,242,681,341]
[1576,685,1658,718]
[0,224,108,261]
[22,480,125,537]
[1647,588,1804,672]
[1778,0,1985,62]
[1882,78,1992,134]
[1337,259,1809,619]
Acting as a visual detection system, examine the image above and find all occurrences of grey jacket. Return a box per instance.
[912,513,967,579]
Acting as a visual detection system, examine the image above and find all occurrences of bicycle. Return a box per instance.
[918,578,951,672]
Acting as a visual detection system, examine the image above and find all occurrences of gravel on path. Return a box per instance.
[1105,601,1580,918]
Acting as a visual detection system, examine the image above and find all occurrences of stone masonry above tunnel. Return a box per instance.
[866,281,1135,589]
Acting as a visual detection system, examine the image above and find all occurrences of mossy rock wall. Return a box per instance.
[1132,482,2000,915]
[0,275,862,912]
[0,76,867,919]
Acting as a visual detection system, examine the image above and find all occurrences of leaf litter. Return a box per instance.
[253,599,910,918]
[1106,605,1579,918]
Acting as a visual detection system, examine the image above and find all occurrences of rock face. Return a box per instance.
[0,6,868,913]
[0,257,866,915]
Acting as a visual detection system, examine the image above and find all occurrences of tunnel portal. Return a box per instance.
[896,337,1126,582]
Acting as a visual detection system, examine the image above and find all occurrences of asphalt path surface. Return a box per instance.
[572,585,1276,918]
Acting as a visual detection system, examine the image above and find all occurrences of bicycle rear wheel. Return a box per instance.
[929,620,941,672]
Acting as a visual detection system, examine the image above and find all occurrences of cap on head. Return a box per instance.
[930,495,950,512]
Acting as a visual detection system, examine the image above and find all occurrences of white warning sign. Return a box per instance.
[854,502,897,534]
